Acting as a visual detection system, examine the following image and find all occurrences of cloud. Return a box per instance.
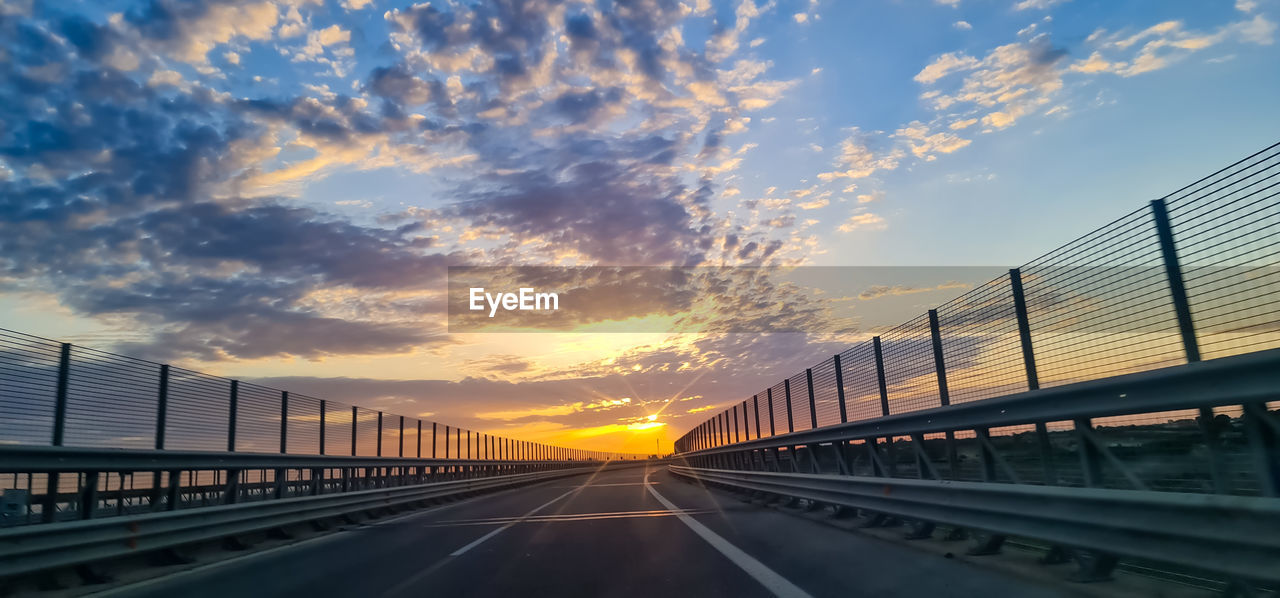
[916,33,1067,129]
[895,120,972,160]
[1013,0,1070,10]
[837,211,887,232]
[817,129,905,181]
[1072,16,1276,77]
[954,21,973,31]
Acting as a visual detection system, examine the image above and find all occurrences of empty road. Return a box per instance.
[102,464,1078,597]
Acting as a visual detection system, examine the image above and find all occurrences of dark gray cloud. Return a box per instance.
[0,7,453,361]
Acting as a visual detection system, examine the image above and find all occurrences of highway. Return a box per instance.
[100,464,1078,598]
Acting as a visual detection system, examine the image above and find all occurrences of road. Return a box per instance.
[102,464,1076,597]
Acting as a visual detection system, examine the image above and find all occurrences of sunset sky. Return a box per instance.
[1,0,1278,453]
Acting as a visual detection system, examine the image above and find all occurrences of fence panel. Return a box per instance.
[1166,143,1280,360]
[64,346,158,449]
[879,315,939,415]
[1021,207,1185,388]
[0,330,62,445]
[936,274,1029,403]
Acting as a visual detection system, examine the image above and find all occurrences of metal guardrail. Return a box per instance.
[668,466,1280,585]
[667,348,1280,585]
[0,446,639,528]
[0,458,626,579]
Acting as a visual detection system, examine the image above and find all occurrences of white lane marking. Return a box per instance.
[548,482,658,488]
[644,470,814,598]
[449,485,579,556]
[85,481,539,598]
[422,508,715,527]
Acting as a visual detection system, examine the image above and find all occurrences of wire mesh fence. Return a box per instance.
[0,330,640,463]
[676,141,1280,500]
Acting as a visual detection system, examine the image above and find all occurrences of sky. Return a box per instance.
[1,0,1278,453]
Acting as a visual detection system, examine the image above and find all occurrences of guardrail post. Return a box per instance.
[228,380,238,452]
[155,364,170,450]
[783,378,795,433]
[1244,403,1280,497]
[753,394,762,439]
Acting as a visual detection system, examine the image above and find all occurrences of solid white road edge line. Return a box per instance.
[644,469,814,598]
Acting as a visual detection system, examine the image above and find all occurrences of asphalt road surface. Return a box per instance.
[103,464,1077,597]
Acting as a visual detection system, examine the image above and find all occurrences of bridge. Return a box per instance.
[1,142,1279,596]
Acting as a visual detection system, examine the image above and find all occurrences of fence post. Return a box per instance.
[927,311,950,407]
[833,355,848,424]
[927,310,958,479]
[228,380,238,452]
[805,368,818,430]
[417,420,423,458]
[733,405,740,444]
[1152,198,1235,494]
[376,412,383,457]
[44,343,71,522]
[1150,199,1201,363]
[753,395,762,439]
[1011,268,1056,485]
[351,406,358,456]
[1010,269,1040,390]
[399,416,405,457]
[431,422,437,458]
[154,364,170,450]
[872,337,890,417]
[872,336,895,476]
[445,425,450,458]
[767,388,776,436]
[320,400,327,455]
[52,343,71,446]
[783,378,794,433]
[279,391,289,454]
